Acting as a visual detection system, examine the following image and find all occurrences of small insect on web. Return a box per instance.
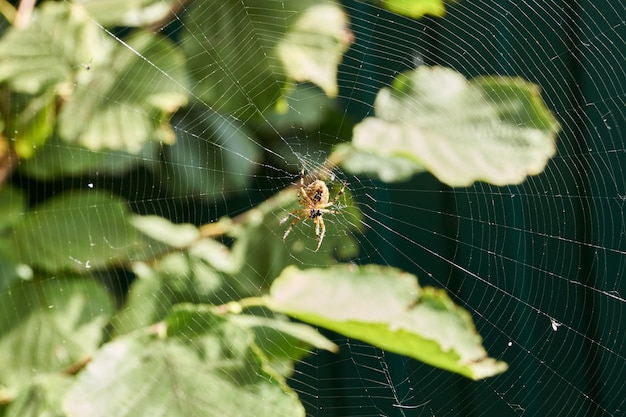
[280,167,347,251]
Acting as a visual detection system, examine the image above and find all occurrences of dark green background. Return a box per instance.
[291,1,626,416]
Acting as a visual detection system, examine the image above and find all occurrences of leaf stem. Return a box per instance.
[14,0,35,28]
[216,297,269,314]
[0,0,16,24]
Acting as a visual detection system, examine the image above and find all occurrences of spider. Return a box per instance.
[280,168,347,251]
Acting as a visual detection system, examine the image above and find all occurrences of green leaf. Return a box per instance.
[334,142,427,183]
[58,30,188,152]
[347,66,560,186]
[0,185,25,232]
[0,186,26,292]
[111,250,250,335]
[130,215,200,249]
[266,264,508,379]
[229,313,338,377]
[0,2,103,94]
[275,3,353,97]
[261,83,333,132]
[0,276,114,393]
[109,260,177,335]
[63,320,305,417]
[77,0,178,27]
[20,136,160,180]
[9,191,139,273]
[0,251,21,294]
[164,303,224,338]
[4,373,74,417]
[382,0,449,18]
[5,91,56,159]
[189,238,242,275]
[168,303,337,352]
[231,314,338,353]
[181,0,351,118]
[166,303,337,378]
[163,108,263,198]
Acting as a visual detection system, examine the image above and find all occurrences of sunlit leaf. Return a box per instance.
[230,314,339,357]
[4,373,73,417]
[181,0,351,118]
[266,264,508,379]
[9,191,139,273]
[64,316,305,417]
[346,66,560,186]
[334,142,427,182]
[189,238,241,274]
[276,3,353,97]
[130,215,200,249]
[58,31,188,152]
[0,2,104,94]
[382,0,448,18]
[111,258,197,335]
[0,277,114,393]
[5,91,55,159]
[111,251,252,336]
[261,83,333,132]
[20,136,159,180]
[230,313,339,377]
[78,0,177,27]
[168,303,338,352]
[166,303,337,377]
[109,261,176,336]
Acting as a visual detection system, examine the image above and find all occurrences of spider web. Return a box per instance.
[2,1,626,417]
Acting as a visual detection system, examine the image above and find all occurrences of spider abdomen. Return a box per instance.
[306,180,329,205]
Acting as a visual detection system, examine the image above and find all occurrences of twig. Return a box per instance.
[0,0,16,24]
[14,0,35,28]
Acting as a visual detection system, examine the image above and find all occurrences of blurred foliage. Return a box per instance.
[380,0,452,18]
[340,66,560,185]
[0,0,561,415]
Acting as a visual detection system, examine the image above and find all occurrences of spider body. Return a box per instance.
[281,169,346,251]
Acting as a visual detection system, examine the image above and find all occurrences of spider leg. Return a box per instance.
[315,216,325,252]
[298,186,315,207]
[282,211,306,241]
[297,168,315,207]
[280,208,303,225]
[314,216,320,239]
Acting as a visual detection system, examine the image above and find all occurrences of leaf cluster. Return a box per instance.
[0,0,560,415]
